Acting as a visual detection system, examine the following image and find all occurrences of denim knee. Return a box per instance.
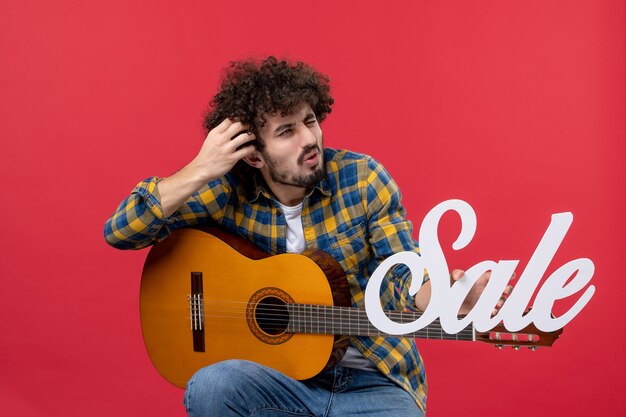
[184,360,256,415]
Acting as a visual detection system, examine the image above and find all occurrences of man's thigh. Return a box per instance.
[184,361,423,417]
[326,368,424,417]
[184,360,330,417]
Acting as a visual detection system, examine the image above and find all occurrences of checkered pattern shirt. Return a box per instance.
[104,148,427,411]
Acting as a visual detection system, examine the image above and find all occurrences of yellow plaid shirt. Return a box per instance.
[104,148,427,411]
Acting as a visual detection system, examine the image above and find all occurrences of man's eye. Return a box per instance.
[278,128,293,136]
[305,119,317,126]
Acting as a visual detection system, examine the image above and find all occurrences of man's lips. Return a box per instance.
[298,146,321,165]
[302,150,319,166]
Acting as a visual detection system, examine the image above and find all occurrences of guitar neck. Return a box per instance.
[285,304,475,342]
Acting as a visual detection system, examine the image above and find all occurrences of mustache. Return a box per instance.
[297,145,321,165]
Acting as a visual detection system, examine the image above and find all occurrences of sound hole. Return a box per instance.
[246,287,294,344]
[256,296,289,335]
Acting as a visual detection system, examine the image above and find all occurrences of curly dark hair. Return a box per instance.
[203,56,334,147]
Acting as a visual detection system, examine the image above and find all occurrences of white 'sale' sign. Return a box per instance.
[365,199,595,334]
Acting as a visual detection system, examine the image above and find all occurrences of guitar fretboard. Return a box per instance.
[285,304,475,341]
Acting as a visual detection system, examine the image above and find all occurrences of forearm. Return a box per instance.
[103,177,169,249]
[158,161,216,218]
[103,175,216,250]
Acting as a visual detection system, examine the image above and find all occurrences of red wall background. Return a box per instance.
[1,1,624,416]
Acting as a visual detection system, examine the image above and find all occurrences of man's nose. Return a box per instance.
[298,124,317,146]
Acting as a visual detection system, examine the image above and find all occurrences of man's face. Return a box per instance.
[257,103,324,190]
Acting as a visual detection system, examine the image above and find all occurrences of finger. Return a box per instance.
[509,272,517,281]
[224,121,251,139]
[229,131,256,148]
[232,144,256,161]
[450,269,464,281]
[492,296,507,315]
[497,296,506,308]
[214,118,236,133]
[503,285,513,296]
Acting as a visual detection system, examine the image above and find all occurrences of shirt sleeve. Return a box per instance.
[103,176,230,249]
[362,157,423,312]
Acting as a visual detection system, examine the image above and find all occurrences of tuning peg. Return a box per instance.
[513,345,520,350]
[495,344,504,349]
[529,346,537,351]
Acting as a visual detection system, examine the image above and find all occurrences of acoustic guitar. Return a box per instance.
[140,228,562,388]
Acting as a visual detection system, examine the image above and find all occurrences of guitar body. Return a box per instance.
[140,228,350,388]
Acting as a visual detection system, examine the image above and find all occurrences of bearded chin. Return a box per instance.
[270,165,325,188]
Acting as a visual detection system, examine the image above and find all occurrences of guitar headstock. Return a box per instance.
[475,322,563,350]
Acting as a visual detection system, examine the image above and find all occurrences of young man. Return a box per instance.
[105,57,501,416]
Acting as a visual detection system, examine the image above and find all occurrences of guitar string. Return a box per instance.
[191,314,475,339]
[186,300,476,337]
[194,298,500,318]
[198,307,421,324]
[186,301,529,340]
[194,299,472,326]
[191,313,474,338]
[195,310,525,342]
[189,298,473,340]
[194,302,505,333]
[195,299,432,323]
[186,303,532,342]
[191,299,476,327]
[196,310,431,329]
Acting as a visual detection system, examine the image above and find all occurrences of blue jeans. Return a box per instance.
[184,360,424,417]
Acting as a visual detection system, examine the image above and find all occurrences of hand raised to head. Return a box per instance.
[188,119,257,182]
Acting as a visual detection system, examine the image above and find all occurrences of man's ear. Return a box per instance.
[242,150,265,169]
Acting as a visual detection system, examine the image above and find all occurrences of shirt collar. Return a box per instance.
[247,173,270,203]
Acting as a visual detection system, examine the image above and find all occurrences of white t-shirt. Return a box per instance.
[276,201,306,254]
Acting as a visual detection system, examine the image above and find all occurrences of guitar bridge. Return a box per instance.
[190,272,205,352]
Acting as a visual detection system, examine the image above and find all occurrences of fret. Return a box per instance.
[306,304,310,334]
[340,307,345,334]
